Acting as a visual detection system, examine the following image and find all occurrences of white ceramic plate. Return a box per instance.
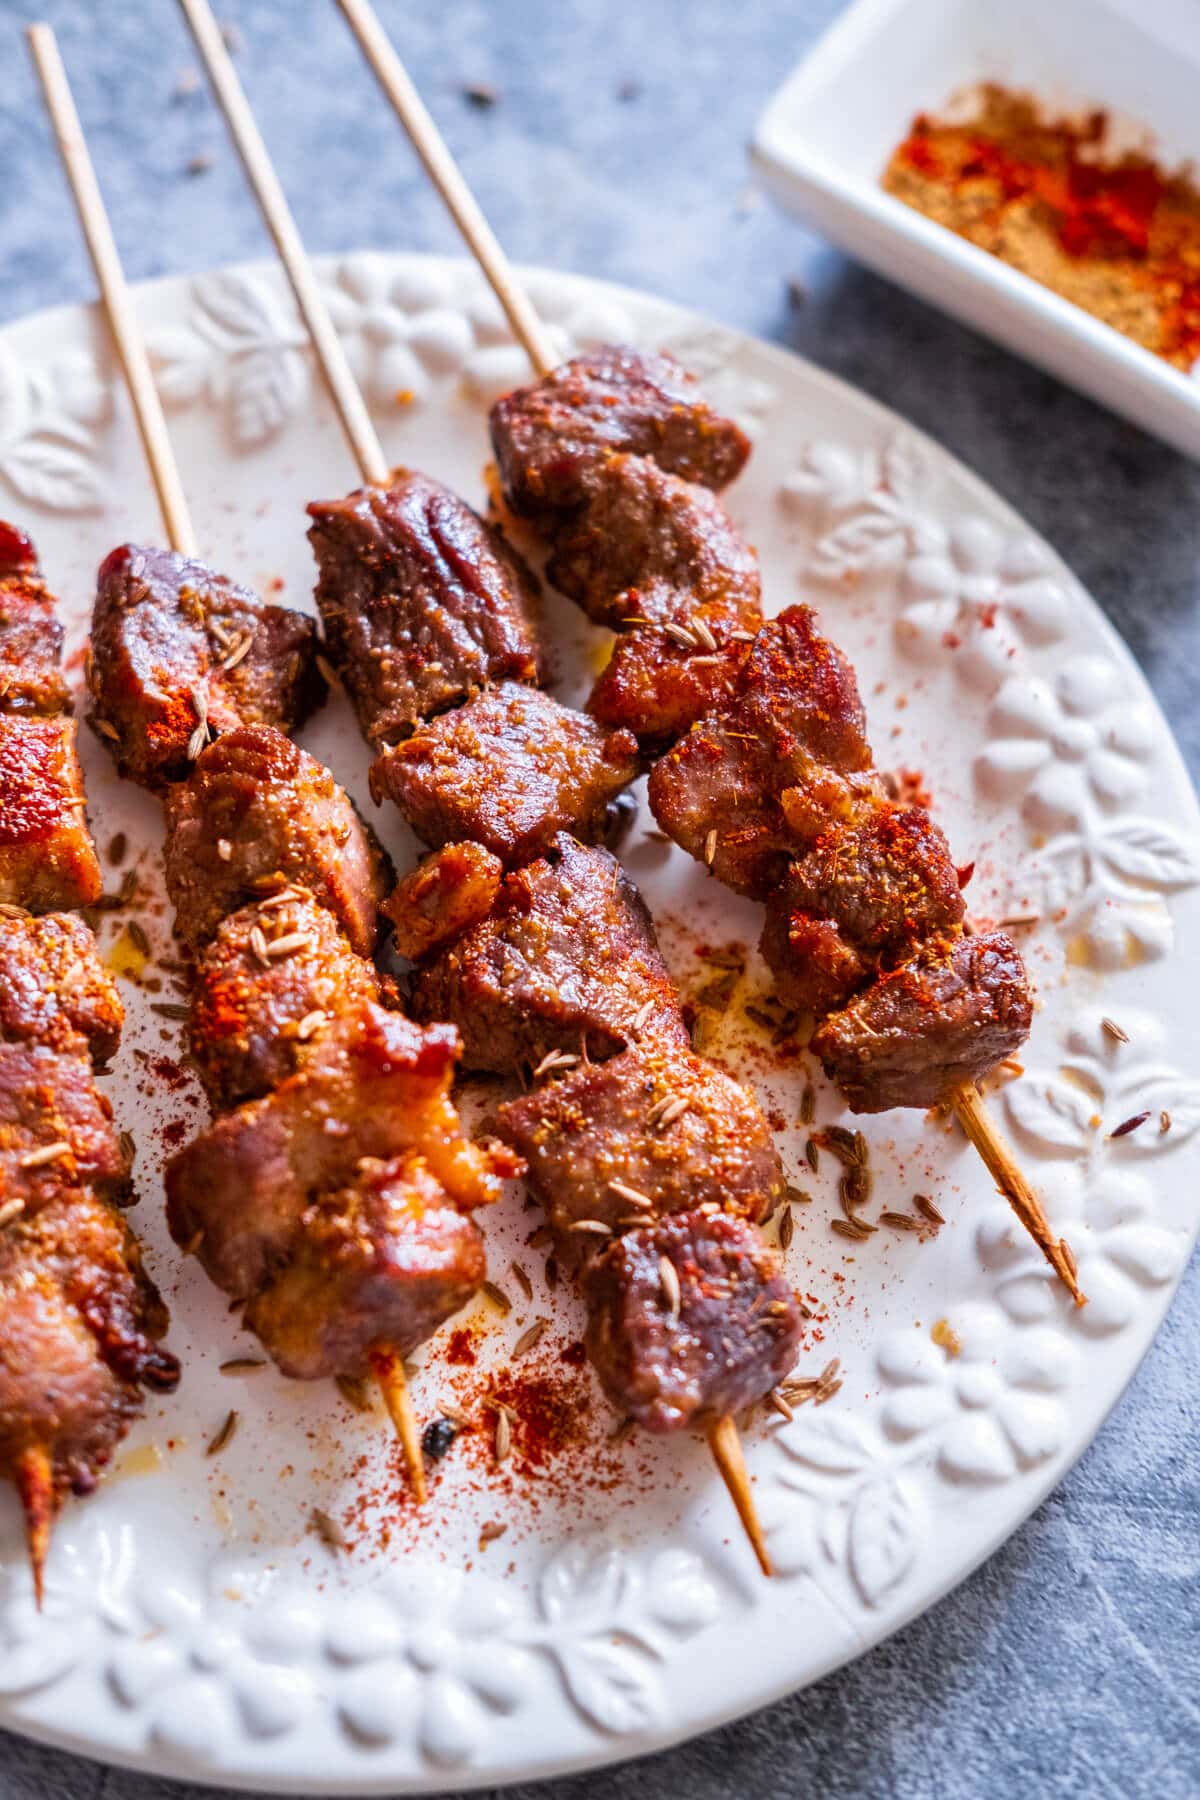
[1,254,1198,1794]
[752,0,1200,460]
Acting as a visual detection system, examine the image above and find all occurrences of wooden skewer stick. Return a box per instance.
[176,0,389,488]
[370,1347,428,1506]
[14,1447,53,1611]
[707,1415,771,1577]
[953,1080,1084,1304]
[33,19,429,1505]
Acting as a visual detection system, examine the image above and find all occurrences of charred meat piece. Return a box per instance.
[810,930,1034,1113]
[0,718,103,911]
[307,473,542,746]
[371,682,638,867]
[244,1152,486,1380]
[648,606,876,898]
[498,1042,784,1263]
[383,841,504,961]
[162,725,388,954]
[0,1040,130,1211]
[0,911,123,1065]
[0,1190,178,1505]
[89,543,322,790]
[490,345,751,523]
[188,894,381,1111]
[582,1211,802,1432]
[760,804,965,1015]
[410,835,686,1072]
[166,1002,508,1304]
[0,525,69,717]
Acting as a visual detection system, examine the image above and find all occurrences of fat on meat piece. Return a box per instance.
[244,1152,487,1380]
[162,725,388,955]
[810,929,1034,1113]
[382,841,504,962]
[0,1190,178,1502]
[0,1039,130,1212]
[760,803,966,1016]
[648,605,877,898]
[0,717,103,911]
[0,911,123,1065]
[582,1210,802,1432]
[165,1001,509,1305]
[409,834,687,1072]
[0,523,69,716]
[490,345,751,522]
[89,543,322,790]
[307,472,542,746]
[498,1041,784,1265]
[188,894,383,1111]
[370,681,639,867]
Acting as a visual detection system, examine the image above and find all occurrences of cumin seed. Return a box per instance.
[265,931,313,960]
[220,1357,267,1375]
[18,1140,72,1170]
[879,1210,923,1233]
[310,1507,347,1551]
[510,1261,533,1301]
[512,1317,549,1357]
[1109,1110,1151,1139]
[1101,1017,1130,1044]
[805,1137,820,1174]
[0,1198,25,1229]
[769,1387,794,1421]
[800,1082,816,1126]
[779,1204,795,1251]
[94,717,120,741]
[658,1254,682,1324]
[703,828,718,867]
[913,1193,945,1225]
[150,1002,191,1020]
[206,1410,238,1456]
[609,1178,652,1208]
[127,919,151,958]
[493,1409,512,1462]
[692,615,718,652]
[296,1010,326,1041]
[831,1216,873,1241]
[567,1219,612,1235]
[481,1280,512,1314]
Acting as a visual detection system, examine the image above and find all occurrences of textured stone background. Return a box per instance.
[1,2,1198,1796]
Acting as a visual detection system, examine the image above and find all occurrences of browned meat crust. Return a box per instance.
[409,835,686,1072]
[89,543,322,790]
[0,717,103,911]
[307,473,542,746]
[582,1211,802,1432]
[0,911,123,1065]
[0,523,69,716]
[382,841,504,961]
[370,682,638,867]
[162,725,388,954]
[188,894,382,1111]
[810,930,1034,1113]
[490,345,751,522]
[0,1040,130,1210]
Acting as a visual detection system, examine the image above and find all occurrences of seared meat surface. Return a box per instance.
[410,835,685,1071]
[307,473,542,746]
[162,725,388,954]
[370,682,638,866]
[0,525,69,716]
[490,345,751,522]
[0,718,103,911]
[89,543,322,790]
[810,930,1033,1112]
[0,911,123,1065]
[582,1211,802,1432]
[383,841,504,961]
[188,893,382,1111]
[0,1039,129,1210]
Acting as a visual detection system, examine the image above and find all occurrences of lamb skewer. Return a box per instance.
[178,0,788,1569]
[337,5,1081,1305]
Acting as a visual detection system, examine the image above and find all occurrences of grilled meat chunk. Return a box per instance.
[498,1042,783,1264]
[0,1040,130,1210]
[307,473,542,746]
[244,1152,486,1380]
[162,725,388,954]
[0,525,69,717]
[410,835,686,1072]
[490,345,751,523]
[89,543,322,790]
[0,717,103,911]
[370,682,638,867]
[166,1002,507,1303]
[0,911,123,1065]
[582,1211,802,1432]
[648,605,876,898]
[810,930,1034,1113]
[383,841,504,961]
[189,894,382,1111]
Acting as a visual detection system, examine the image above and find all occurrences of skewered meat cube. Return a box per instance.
[244,1151,486,1380]
[89,543,322,790]
[582,1211,802,1433]
[409,834,686,1072]
[490,345,751,522]
[498,1041,784,1264]
[810,930,1033,1113]
[162,724,388,954]
[0,910,123,1065]
[188,893,383,1110]
[370,682,638,867]
[0,1039,130,1209]
[0,524,70,716]
[0,717,103,910]
[307,472,542,747]
[648,605,877,898]
[165,1001,509,1303]
[383,840,504,961]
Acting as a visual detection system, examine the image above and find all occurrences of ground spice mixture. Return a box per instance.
[883,84,1200,370]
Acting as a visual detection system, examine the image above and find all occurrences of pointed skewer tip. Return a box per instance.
[369,1347,428,1505]
[16,1446,54,1610]
[707,1413,772,1577]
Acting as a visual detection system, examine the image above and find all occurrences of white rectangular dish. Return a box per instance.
[752,0,1200,459]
